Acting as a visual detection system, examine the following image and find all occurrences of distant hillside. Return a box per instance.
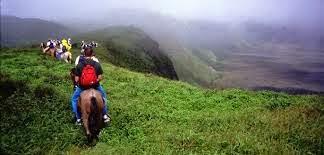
[76,26,178,80]
[0,16,76,47]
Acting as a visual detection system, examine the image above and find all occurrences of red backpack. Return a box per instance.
[80,64,97,88]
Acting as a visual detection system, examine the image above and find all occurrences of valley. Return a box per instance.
[214,43,324,92]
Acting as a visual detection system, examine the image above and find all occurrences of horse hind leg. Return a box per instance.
[68,53,72,64]
[82,112,92,141]
[80,99,91,141]
[64,55,69,63]
[67,55,71,63]
[52,50,56,58]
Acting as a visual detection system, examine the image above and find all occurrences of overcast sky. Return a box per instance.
[1,0,323,26]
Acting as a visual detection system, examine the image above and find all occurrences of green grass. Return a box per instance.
[1,48,323,154]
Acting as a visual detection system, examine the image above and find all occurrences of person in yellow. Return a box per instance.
[61,38,73,63]
[62,38,72,52]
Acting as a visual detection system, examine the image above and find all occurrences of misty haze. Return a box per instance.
[1,0,324,154]
[2,0,323,92]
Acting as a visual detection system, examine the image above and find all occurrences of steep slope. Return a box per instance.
[76,26,178,80]
[0,16,76,47]
[1,48,323,154]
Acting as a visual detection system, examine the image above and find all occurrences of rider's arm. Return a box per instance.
[75,76,80,83]
[92,57,99,63]
[97,74,103,82]
[96,63,104,82]
[75,56,80,66]
[75,64,82,85]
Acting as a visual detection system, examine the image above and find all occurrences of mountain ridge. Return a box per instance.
[0,15,76,47]
[74,26,178,80]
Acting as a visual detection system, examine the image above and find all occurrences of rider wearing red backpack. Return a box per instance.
[71,48,110,125]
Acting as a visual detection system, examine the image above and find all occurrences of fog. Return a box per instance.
[1,0,324,91]
[2,0,323,29]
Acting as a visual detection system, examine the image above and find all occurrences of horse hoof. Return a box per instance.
[87,134,92,142]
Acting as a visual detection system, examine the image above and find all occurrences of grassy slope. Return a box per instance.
[0,48,323,154]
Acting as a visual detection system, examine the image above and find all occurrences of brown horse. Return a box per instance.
[78,88,105,142]
[56,49,72,63]
[40,42,56,57]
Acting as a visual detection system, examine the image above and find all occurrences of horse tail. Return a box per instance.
[91,97,98,116]
[89,96,99,135]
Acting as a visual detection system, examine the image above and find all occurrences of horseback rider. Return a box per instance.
[62,38,72,52]
[81,41,86,48]
[71,47,110,125]
[68,38,72,46]
[81,41,87,54]
[46,40,56,48]
[54,41,72,63]
[90,41,98,48]
[75,47,99,66]
[72,47,99,89]
[43,39,56,57]
[55,41,64,59]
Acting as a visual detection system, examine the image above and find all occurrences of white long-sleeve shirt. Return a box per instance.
[75,55,99,66]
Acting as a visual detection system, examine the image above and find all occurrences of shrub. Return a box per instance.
[265,95,292,110]
[34,84,57,98]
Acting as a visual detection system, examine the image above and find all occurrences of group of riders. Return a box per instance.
[41,38,73,63]
[41,38,110,126]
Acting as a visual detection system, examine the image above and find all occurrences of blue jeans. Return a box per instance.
[71,85,108,119]
[56,52,62,59]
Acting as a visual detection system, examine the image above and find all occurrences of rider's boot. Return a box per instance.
[76,118,81,125]
[103,114,110,123]
[102,98,110,123]
[75,111,82,125]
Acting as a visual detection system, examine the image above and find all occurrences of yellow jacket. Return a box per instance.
[62,39,72,52]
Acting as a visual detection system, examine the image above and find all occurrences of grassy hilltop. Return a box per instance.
[0,48,323,154]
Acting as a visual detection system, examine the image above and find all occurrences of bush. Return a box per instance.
[0,73,28,99]
[34,84,57,98]
[265,95,292,110]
